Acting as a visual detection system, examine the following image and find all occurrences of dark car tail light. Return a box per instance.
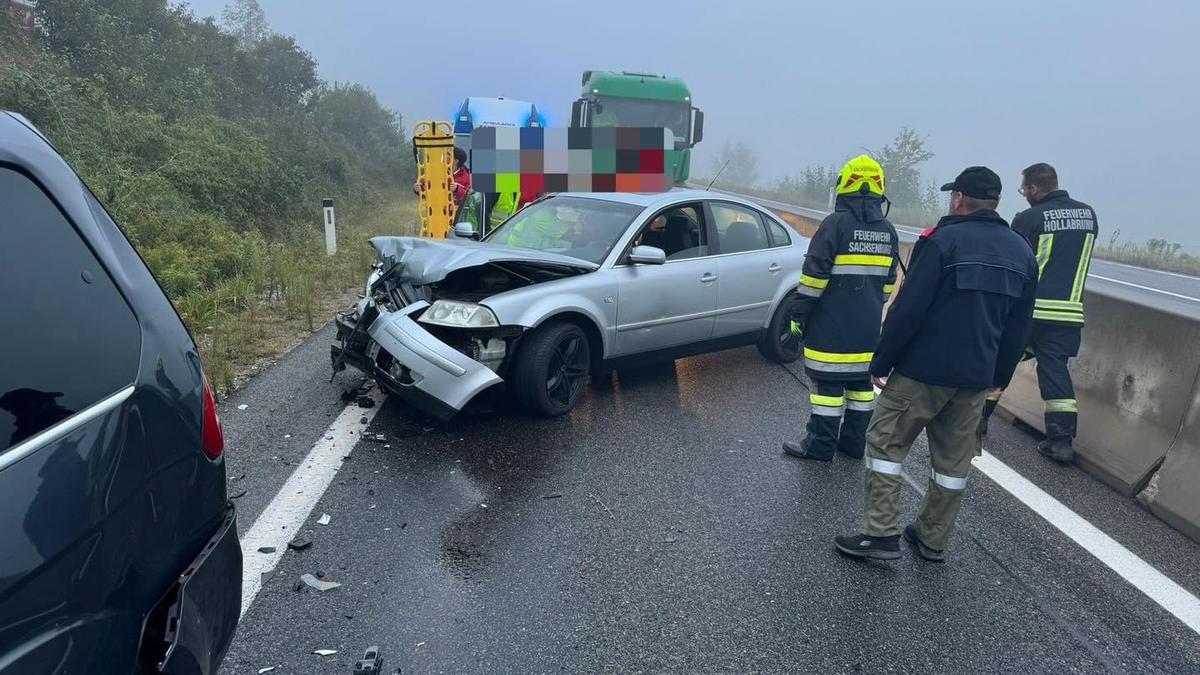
[200,375,224,460]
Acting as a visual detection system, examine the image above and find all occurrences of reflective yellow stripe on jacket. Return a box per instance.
[830,254,892,277]
[803,347,873,374]
[797,274,829,298]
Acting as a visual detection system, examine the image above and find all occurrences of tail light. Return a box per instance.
[200,375,225,460]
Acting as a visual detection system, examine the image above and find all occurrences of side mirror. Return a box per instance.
[453,222,478,239]
[571,99,585,127]
[692,108,704,144]
[628,245,666,265]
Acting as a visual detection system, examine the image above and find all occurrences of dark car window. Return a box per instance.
[765,215,793,247]
[0,167,140,453]
[711,202,770,254]
[632,204,708,261]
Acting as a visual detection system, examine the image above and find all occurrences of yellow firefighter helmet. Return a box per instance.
[836,154,885,196]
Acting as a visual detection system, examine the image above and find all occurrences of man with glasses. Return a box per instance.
[979,163,1098,463]
[835,167,1037,562]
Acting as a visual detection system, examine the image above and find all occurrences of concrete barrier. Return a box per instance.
[1001,291,1200,496]
[766,203,1200,542]
[1142,375,1200,542]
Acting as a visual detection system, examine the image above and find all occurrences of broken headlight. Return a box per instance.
[418,300,500,328]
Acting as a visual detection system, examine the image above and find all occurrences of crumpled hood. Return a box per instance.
[369,236,598,285]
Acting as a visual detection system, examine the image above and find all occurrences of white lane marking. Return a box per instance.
[1088,274,1200,303]
[970,451,1200,635]
[1093,258,1200,282]
[238,394,381,618]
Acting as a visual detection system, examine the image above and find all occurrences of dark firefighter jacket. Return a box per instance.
[871,209,1038,390]
[1010,190,1099,326]
[790,194,899,381]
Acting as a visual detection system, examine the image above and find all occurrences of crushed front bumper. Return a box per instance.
[348,301,503,420]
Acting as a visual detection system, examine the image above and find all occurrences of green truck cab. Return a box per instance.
[571,70,704,185]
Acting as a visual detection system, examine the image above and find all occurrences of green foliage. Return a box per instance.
[222,0,268,49]
[769,165,838,210]
[1,0,414,302]
[870,127,937,211]
[1,0,420,395]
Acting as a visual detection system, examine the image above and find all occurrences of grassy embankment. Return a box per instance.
[0,2,420,396]
[181,197,418,397]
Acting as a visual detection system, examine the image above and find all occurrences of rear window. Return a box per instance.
[0,168,140,453]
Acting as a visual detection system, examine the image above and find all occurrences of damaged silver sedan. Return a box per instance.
[332,190,807,419]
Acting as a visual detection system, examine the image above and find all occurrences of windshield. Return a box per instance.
[592,97,691,144]
[485,195,642,264]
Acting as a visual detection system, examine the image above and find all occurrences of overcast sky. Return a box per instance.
[187,0,1200,247]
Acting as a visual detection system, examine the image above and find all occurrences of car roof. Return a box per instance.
[549,189,768,211]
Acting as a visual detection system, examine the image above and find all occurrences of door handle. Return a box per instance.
[768,263,783,273]
[700,273,718,283]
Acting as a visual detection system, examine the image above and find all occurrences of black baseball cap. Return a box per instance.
[940,166,1002,200]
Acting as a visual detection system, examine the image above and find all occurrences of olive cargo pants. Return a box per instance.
[862,374,985,550]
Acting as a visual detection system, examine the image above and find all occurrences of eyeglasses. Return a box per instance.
[1018,186,1031,197]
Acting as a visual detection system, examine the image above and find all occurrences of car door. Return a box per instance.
[0,166,150,670]
[708,201,783,338]
[613,203,717,355]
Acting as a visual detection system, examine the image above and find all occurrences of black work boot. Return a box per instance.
[833,533,901,560]
[1037,437,1074,463]
[782,439,832,462]
[903,524,946,562]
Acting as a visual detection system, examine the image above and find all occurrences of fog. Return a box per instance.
[187,0,1200,248]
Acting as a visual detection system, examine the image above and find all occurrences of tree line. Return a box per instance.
[709,128,943,219]
[0,0,414,297]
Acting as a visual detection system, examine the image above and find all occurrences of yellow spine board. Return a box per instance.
[413,120,456,239]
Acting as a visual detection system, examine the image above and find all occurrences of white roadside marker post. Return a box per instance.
[323,198,336,256]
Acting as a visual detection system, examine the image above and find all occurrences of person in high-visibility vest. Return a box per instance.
[488,190,523,229]
[979,163,1098,463]
[504,206,570,251]
[782,155,900,462]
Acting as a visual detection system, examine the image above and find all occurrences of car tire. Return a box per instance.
[757,292,803,364]
[513,321,591,416]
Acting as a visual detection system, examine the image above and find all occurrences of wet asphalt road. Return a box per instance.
[217,324,1200,674]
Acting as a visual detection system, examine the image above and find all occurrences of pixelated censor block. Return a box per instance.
[470,127,672,198]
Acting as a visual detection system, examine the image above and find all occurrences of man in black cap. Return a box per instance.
[834,167,1038,562]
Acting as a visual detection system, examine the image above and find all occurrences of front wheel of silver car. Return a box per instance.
[513,322,591,416]
[757,292,803,364]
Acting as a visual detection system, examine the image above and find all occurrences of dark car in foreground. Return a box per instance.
[0,112,240,674]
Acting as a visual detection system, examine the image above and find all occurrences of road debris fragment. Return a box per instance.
[287,538,313,551]
[237,404,248,410]
[313,648,337,656]
[589,493,616,520]
[363,432,388,442]
[257,546,276,554]
[317,513,331,525]
[230,490,247,500]
[353,646,384,674]
[543,493,563,500]
[356,396,376,408]
[301,573,342,592]
[257,667,277,674]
